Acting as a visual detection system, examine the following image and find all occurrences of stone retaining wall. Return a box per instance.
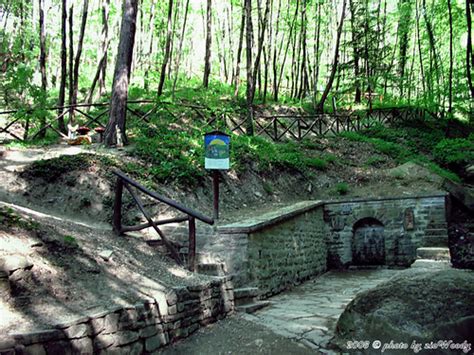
[200,202,328,297]
[0,277,234,354]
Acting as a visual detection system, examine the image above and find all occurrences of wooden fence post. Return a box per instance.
[113,177,123,235]
[188,216,196,271]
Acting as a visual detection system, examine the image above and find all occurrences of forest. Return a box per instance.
[0,0,473,145]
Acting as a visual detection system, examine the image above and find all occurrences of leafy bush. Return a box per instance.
[433,138,474,166]
[334,182,349,195]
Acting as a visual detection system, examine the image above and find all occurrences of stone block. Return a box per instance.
[12,330,65,346]
[90,317,105,335]
[44,340,72,354]
[119,341,143,355]
[145,335,162,352]
[64,323,91,339]
[113,331,139,346]
[139,325,158,339]
[103,313,120,334]
[168,305,177,315]
[23,344,46,355]
[94,333,116,350]
[71,337,93,354]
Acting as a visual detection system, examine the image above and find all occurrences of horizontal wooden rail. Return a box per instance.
[112,170,214,225]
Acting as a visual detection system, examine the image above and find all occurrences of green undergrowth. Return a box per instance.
[339,121,466,183]
[0,206,40,230]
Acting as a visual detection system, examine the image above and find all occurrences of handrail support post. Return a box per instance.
[188,216,196,271]
[113,177,123,235]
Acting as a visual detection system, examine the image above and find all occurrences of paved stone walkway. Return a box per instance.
[160,269,400,354]
[241,269,400,353]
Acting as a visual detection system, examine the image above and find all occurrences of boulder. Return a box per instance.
[332,268,474,353]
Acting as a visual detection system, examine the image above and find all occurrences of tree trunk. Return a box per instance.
[86,0,110,105]
[104,0,138,146]
[68,4,74,123]
[38,0,47,138]
[57,0,67,133]
[396,0,411,97]
[157,0,173,96]
[447,0,453,113]
[245,0,254,136]
[312,0,321,107]
[251,0,270,101]
[349,0,361,103]
[171,0,190,97]
[144,0,156,91]
[422,0,442,105]
[203,0,212,87]
[467,0,474,100]
[316,0,346,113]
[99,0,110,96]
[71,0,89,118]
[234,3,245,97]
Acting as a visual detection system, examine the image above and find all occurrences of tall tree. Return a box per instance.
[86,0,110,104]
[233,3,245,97]
[38,0,47,137]
[203,0,212,87]
[245,0,254,136]
[397,0,412,96]
[157,0,173,96]
[57,0,67,133]
[72,0,89,106]
[104,0,138,146]
[447,0,453,113]
[316,0,346,112]
[467,0,474,100]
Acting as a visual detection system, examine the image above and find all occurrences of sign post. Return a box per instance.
[204,131,230,220]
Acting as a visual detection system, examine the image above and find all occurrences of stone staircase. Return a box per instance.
[233,287,271,314]
[412,247,451,268]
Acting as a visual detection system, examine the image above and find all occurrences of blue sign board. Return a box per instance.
[204,131,230,170]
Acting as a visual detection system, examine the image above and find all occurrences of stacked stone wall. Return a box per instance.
[247,208,327,297]
[0,277,233,354]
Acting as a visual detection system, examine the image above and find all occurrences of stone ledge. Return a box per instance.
[218,200,324,234]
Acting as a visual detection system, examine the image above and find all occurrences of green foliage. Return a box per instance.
[334,182,349,195]
[232,135,331,173]
[433,138,474,166]
[262,181,274,195]
[132,128,205,186]
[63,235,79,248]
[20,154,116,183]
[365,156,386,167]
[0,207,39,230]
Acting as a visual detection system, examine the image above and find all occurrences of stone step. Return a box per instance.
[424,228,448,236]
[422,235,448,247]
[236,301,271,314]
[428,223,448,229]
[196,263,226,276]
[416,247,450,261]
[411,259,452,269]
[234,287,260,306]
[234,287,260,299]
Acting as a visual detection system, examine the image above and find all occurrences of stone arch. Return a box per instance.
[352,217,385,265]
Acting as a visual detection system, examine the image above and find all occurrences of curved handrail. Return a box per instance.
[112,169,214,225]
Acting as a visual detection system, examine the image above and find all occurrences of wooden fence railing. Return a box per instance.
[112,170,214,271]
[0,100,157,142]
[1,101,437,143]
[223,107,428,141]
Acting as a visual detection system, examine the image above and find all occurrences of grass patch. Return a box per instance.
[334,182,349,195]
[0,207,39,230]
